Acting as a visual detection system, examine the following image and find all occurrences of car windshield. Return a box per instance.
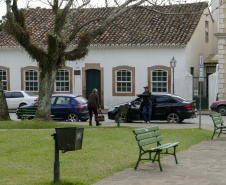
[75,96,87,105]
[25,92,37,96]
[174,95,186,102]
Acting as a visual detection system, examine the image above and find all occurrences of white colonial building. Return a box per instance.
[0,2,217,108]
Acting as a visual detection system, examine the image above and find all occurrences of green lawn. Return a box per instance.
[0,125,212,185]
[0,120,90,129]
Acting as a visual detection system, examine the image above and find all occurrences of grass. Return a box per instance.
[0,126,212,185]
[0,120,92,129]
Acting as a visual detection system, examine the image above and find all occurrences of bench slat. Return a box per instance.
[210,113,222,117]
[133,126,159,135]
[136,131,161,141]
[214,120,224,125]
[148,142,179,151]
[138,136,162,147]
[212,117,223,121]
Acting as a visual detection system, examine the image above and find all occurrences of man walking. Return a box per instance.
[136,86,152,123]
[88,88,102,126]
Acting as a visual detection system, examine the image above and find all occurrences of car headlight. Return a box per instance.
[108,107,116,112]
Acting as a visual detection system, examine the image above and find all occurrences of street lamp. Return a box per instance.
[170,56,177,94]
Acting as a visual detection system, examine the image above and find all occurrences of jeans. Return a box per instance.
[142,105,152,122]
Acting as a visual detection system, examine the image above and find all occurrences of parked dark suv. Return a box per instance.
[108,93,197,123]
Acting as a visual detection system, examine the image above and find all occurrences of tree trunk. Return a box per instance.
[35,67,58,121]
[0,78,10,121]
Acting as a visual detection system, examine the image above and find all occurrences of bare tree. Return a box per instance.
[0,78,10,121]
[2,0,215,121]
[3,0,150,120]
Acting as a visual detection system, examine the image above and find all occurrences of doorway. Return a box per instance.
[86,69,101,106]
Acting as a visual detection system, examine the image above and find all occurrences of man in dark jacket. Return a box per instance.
[136,86,152,123]
[88,88,101,126]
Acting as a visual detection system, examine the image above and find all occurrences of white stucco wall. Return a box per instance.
[0,48,38,90]
[0,46,189,108]
[177,72,193,101]
[186,8,215,76]
[70,46,188,108]
[209,72,218,109]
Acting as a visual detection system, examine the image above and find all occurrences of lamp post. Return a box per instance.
[170,56,177,94]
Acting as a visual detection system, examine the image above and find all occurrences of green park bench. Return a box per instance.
[132,125,179,171]
[210,113,226,139]
[17,107,54,120]
[17,107,38,120]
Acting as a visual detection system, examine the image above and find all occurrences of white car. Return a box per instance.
[5,91,38,109]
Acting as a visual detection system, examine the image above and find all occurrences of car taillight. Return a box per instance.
[34,98,38,102]
[76,106,85,110]
[185,104,192,109]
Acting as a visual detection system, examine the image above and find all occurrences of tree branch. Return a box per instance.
[64,0,148,61]
[4,0,47,63]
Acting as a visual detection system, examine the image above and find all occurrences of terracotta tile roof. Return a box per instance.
[0,2,208,48]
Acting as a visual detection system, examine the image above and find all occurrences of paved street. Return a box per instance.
[10,112,216,131]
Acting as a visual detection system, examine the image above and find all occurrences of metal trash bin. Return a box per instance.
[117,105,129,126]
[118,105,129,115]
[55,127,84,153]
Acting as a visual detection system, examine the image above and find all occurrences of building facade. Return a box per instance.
[0,2,217,108]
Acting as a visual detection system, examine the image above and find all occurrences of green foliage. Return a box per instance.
[0,128,212,184]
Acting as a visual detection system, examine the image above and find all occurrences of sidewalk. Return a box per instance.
[94,134,226,185]
[101,109,215,115]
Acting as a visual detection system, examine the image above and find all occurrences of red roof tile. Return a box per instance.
[0,2,208,48]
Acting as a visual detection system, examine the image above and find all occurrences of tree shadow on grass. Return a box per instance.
[46,179,85,185]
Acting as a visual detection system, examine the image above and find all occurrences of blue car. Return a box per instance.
[16,94,89,122]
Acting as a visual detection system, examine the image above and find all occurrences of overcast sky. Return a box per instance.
[0,0,208,20]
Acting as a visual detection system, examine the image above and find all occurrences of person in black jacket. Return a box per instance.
[136,86,152,123]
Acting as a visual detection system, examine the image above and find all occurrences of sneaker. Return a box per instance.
[143,121,147,123]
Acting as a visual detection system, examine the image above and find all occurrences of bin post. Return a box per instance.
[117,113,120,127]
[117,108,121,127]
[51,133,60,182]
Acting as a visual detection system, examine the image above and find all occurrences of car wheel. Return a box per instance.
[114,113,127,123]
[19,103,27,107]
[218,106,226,116]
[67,113,79,122]
[167,113,180,123]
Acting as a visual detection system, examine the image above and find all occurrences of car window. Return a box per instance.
[133,98,141,105]
[174,95,185,102]
[168,98,177,103]
[25,92,37,96]
[55,97,70,105]
[51,97,57,105]
[75,96,87,105]
[12,92,24,98]
[155,96,168,103]
[5,92,12,98]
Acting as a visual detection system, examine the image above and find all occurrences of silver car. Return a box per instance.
[5,91,38,109]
